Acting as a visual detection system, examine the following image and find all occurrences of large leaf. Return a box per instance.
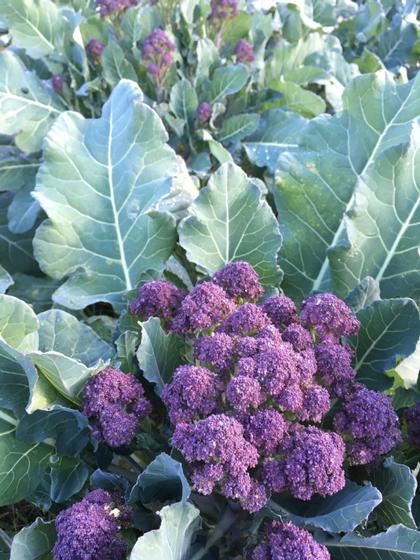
[102,41,137,87]
[136,317,184,395]
[10,518,55,560]
[320,524,420,559]
[130,453,190,505]
[350,298,420,391]
[7,273,60,313]
[0,146,39,193]
[329,128,420,301]
[179,162,282,284]
[0,0,68,59]
[268,481,382,533]
[27,352,104,408]
[0,265,12,294]
[16,405,90,456]
[130,502,200,560]
[7,184,41,235]
[270,80,326,117]
[33,80,178,310]
[372,458,417,530]
[209,64,249,103]
[0,408,52,506]
[0,194,39,275]
[275,71,420,301]
[0,295,39,353]
[50,456,89,503]
[38,309,114,366]
[0,51,64,152]
[217,114,260,146]
[0,340,34,418]
[169,79,198,138]
[244,109,306,173]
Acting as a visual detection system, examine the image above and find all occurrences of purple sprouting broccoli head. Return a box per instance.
[209,0,238,20]
[196,102,213,124]
[249,521,330,560]
[301,292,360,342]
[262,295,297,330]
[217,303,271,336]
[51,74,64,93]
[96,0,137,17]
[333,386,401,465]
[161,365,223,424]
[82,368,151,448]
[141,28,176,82]
[252,345,301,399]
[234,39,255,63]
[193,333,236,373]
[264,425,345,501]
[213,261,263,302]
[53,489,131,560]
[171,281,236,335]
[86,38,105,58]
[405,402,420,447]
[130,280,185,322]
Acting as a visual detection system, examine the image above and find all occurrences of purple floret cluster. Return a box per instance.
[130,279,185,323]
[86,38,105,58]
[95,0,137,17]
[209,0,238,21]
[197,102,213,124]
[248,521,330,560]
[83,368,152,448]
[131,262,402,512]
[234,39,255,63]
[140,28,176,83]
[53,489,131,560]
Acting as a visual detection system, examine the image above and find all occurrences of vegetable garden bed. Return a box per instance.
[0,0,419,558]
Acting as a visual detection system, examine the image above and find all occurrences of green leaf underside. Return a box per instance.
[130,502,200,560]
[268,480,382,533]
[0,51,64,152]
[34,80,178,310]
[0,409,52,507]
[351,298,420,391]
[136,317,184,395]
[321,524,420,559]
[275,71,420,302]
[0,265,13,294]
[10,517,55,560]
[179,162,282,285]
[372,458,417,529]
[37,309,114,366]
[130,452,190,505]
[0,295,39,353]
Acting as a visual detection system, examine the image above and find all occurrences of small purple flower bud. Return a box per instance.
[196,101,213,124]
[213,261,263,301]
[405,402,420,448]
[51,74,64,92]
[86,38,105,57]
[234,39,255,63]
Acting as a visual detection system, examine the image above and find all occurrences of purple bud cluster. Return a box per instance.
[405,402,420,447]
[248,521,330,560]
[54,489,131,560]
[86,38,105,58]
[333,386,401,465]
[234,39,255,63]
[95,0,137,17]
[130,280,185,323]
[197,102,213,124]
[141,28,176,82]
[82,368,152,448]
[131,262,402,512]
[209,0,238,21]
[52,75,64,93]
